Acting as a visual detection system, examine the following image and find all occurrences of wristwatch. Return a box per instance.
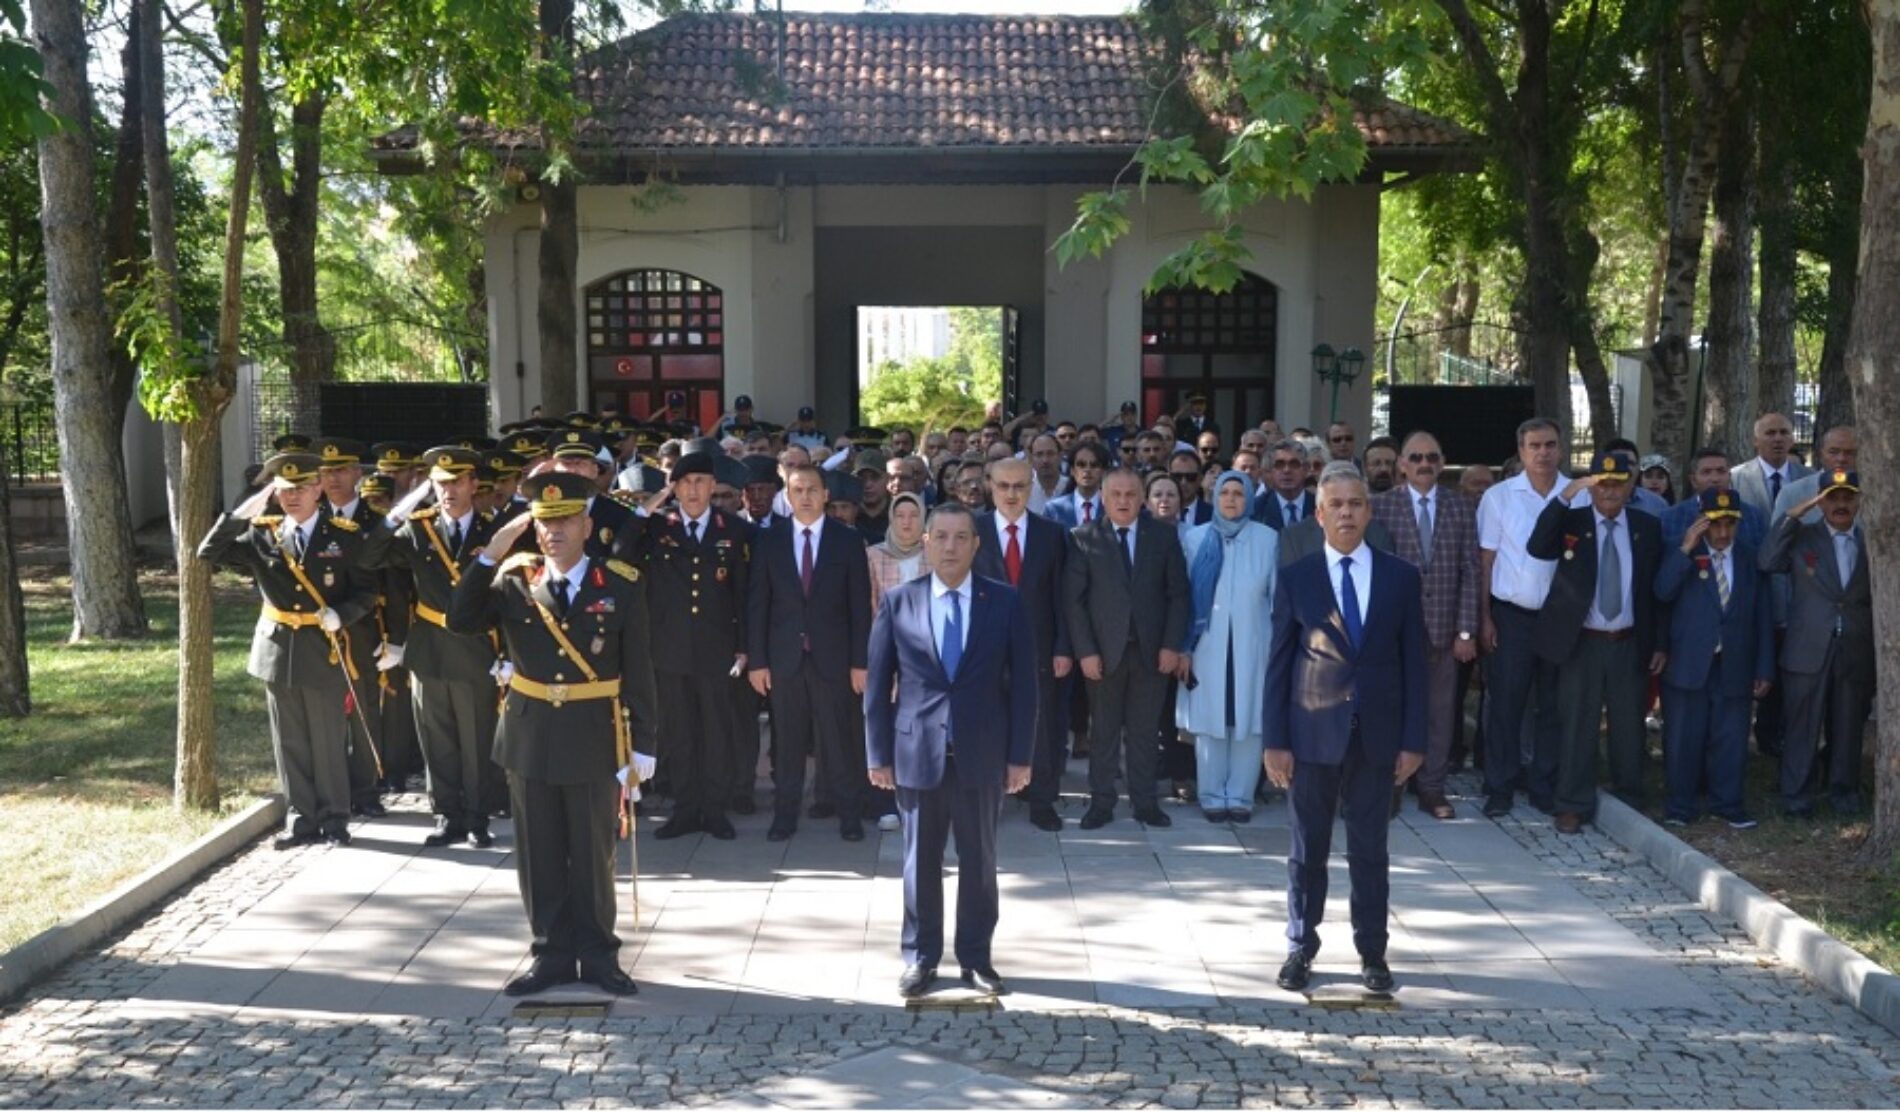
[1457,631,1474,642]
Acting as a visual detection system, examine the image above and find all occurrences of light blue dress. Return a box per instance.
[1175,520,1278,812]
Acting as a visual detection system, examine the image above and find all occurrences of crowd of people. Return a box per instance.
[199,394,1873,998]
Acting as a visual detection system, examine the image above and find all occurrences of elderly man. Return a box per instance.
[1265,466,1427,994]
[1370,431,1479,819]
[1732,412,1809,519]
[1253,439,1316,528]
[1772,426,1857,523]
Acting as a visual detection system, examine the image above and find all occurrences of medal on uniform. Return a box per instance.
[716,565,729,582]
[590,634,606,655]
[601,527,613,546]
[323,570,335,588]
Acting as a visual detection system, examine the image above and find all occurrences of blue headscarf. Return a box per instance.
[1187,470,1255,650]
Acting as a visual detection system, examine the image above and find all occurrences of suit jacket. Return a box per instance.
[1252,488,1316,529]
[1277,518,1394,570]
[197,511,377,690]
[1654,542,1776,694]
[1525,502,1665,664]
[863,575,1038,791]
[1062,515,1190,674]
[972,511,1071,669]
[1264,548,1427,764]
[1370,486,1480,650]
[747,517,872,682]
[1180,498,1215,527]
[1759,514,1873,674]
[1732,458,1812,520]
[448,553,659,785]
[375,507,502,682]
[636,509,752,677]
[1041,490,1103,528]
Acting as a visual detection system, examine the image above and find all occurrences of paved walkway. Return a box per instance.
[1,769,1896,1107]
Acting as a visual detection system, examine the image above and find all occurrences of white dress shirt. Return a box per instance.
[550,556,590,602]
[791,514,827,569]
[1477,472,1587,609]
[929,573,972,660]
[1324,540,1372,625]
[1273,493,1305,525]
[284,513,317,558]
[1582,511,1634,632]
[993,509,1030,559]
[681,507,712,539]
[1027,474,1069,515]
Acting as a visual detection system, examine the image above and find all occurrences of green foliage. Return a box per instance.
[859,308,1002,433]
[0,0,57,142]
[119,272,206,422]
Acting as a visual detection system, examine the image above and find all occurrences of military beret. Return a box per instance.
[671,451,717,480]
[742,455,783,489]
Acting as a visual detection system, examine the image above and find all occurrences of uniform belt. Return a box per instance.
[261,603,325,628]
[508,673,620,707]
[414,601,448,627]
[1579,628,1633,643]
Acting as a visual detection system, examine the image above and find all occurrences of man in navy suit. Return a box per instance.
[1253,439,1317,528]
[866,501,1038,998]
[975,459,1073,831]
[748,465,873,841]
[1654,489,1774,828]
[1041,442,1108,527]
[1264,468,1427,995]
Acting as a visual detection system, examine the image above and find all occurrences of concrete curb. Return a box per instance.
[1595,793,1900,1037]
[0,794,285,1005]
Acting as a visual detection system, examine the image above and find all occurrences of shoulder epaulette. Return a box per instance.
[479,510,495,523]
[606,558,641,583]
[253,515,282,528]
[410,507,439,521]
[498,552,542,577]
[329,516,360,532]
[606,489,641,507]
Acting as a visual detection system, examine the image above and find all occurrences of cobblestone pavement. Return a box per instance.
[0,772,1895,1109]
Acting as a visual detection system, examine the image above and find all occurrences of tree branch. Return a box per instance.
[1434,0,1516,138]
[161,0,226,73]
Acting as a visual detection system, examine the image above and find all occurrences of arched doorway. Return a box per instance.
[585,268,725,429]
[1140,272,1277,437]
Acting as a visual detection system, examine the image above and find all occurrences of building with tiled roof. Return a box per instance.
[413,13,1476,435]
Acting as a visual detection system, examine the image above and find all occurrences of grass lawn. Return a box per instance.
[0,569,277,952]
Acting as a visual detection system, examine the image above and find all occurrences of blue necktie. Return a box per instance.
[941,590,963,679]
[1340,555,1363,651]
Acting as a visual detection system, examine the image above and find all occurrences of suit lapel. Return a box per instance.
[915,580,951,683]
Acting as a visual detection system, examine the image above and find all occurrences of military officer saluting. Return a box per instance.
[449,472,659,998]
[636,447,752,841]
[314,437,392,819]
[198,451,377,849]
[377,445,504,848]
[358,472,423,791]
[541,429,637,559]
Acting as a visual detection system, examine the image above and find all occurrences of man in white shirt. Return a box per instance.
[1731,412,1809,519]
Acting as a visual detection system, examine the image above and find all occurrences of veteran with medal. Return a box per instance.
[198,451,378,849]
[449,473,660,997]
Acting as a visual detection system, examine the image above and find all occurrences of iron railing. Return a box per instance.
[0,399,59,485]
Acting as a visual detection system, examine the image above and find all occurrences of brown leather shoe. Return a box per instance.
[1418,792,1456,821]
[1554,811,1584,835]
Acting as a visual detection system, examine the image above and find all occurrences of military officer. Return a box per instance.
[359,473,423,790]
[449,472,659,997]
[377,445,504,847]
[198,451,377,849]
[543,429,639,560]
[488,449,529,525]
[371,441,423,498]
[636,448,751,841]
[313,437,392,819]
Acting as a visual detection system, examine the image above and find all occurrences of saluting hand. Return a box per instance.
[232,484,276,521]
[480,512,534,563]
[1680,516,1710,555]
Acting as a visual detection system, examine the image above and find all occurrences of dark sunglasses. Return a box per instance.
[1407,451,1443,464]
[1271,460,1303,469]
[1329,434,1354,443]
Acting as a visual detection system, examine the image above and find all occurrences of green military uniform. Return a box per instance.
[198,452,377,847]
[375,445,504,845]
[358,472,421,789]
[448,472,659,996]
[314,437,390,817]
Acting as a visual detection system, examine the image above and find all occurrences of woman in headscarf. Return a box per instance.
[1176,470,1279,822]
[867,492,930,612]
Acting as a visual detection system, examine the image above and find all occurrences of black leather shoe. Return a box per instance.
[808,801,837,820]
[1078,806,1113,830]
[1362,960,1395,993]
[1028,806,1063,832]
[579,963,639,996]
[1277,952,1313,992]
[703,815,737,841]
[730,795,757,816]
[1134,806,1172,828]
[961,966,1007,995]
[840,819,865,842]
[766,822,795,842]
[897,964,938,998]
[323,828,352,847]
[1203,808,1230,824]
[504,962,577,997]
[468,825,494,849]
[1529,794,1557,815]
[272,830,321,851]
[352,799,388,819]
[1481,794,1512,818]
[423,820,467,848]
[654,815,700,841]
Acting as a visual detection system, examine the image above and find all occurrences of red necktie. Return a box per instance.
[1005,522,1023,586]
[1082,500,1093,523]
[800,528,815,596]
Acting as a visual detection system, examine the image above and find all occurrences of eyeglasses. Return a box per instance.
[1406,451,1443,464]
[1170,471,1200,483]
[1271,460,1303,470]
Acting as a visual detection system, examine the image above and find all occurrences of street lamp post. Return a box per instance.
[1313,344,1365,424]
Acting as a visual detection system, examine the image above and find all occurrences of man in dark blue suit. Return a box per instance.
[1264,469,1427,995]
[1654,489,1774,828]
[866,501,1038,998]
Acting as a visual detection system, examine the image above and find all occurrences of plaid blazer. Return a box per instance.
[1371,485,1480,651]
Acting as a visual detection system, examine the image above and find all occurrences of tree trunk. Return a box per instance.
[30,0,148,641]
[257,94,334,427]
[1845,0,1900,859]
[1451,269,1479,359]
[1701,100,1757,459]
[1641,238,1667,348]
[1816,158,1863,440]
[1565,222,1618,451]
[174,0,264,811]
[0,448,26,716]
[136,0,186,550]
[535,0,579,416]
[104,7,144,425]
[1755,133,1799,420]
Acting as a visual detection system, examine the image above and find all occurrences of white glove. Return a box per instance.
[318,608,342,633]
[375,642,404,671]
[490,660,515,687]
[232,485,275,521]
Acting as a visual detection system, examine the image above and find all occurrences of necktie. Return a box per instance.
[1082,499,1093,523]
[1714,550,1731,610]
[1339,555,1363,650]
[447,520,461,555]
[1836,531,1857,584]
[1598,519,1623,621]
[290,525,306,561]
[688,519,701,544]
[1284,500,1298,527]
[1116,526,1133,576]
[1770,470,1783,505]
[1416,495,1434,562]
[1004,522,1023,586]
[552,576,571,616]
[941,589,963,679]
[800,528,815,596]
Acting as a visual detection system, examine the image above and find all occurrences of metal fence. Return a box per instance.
[0,399,59,485]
